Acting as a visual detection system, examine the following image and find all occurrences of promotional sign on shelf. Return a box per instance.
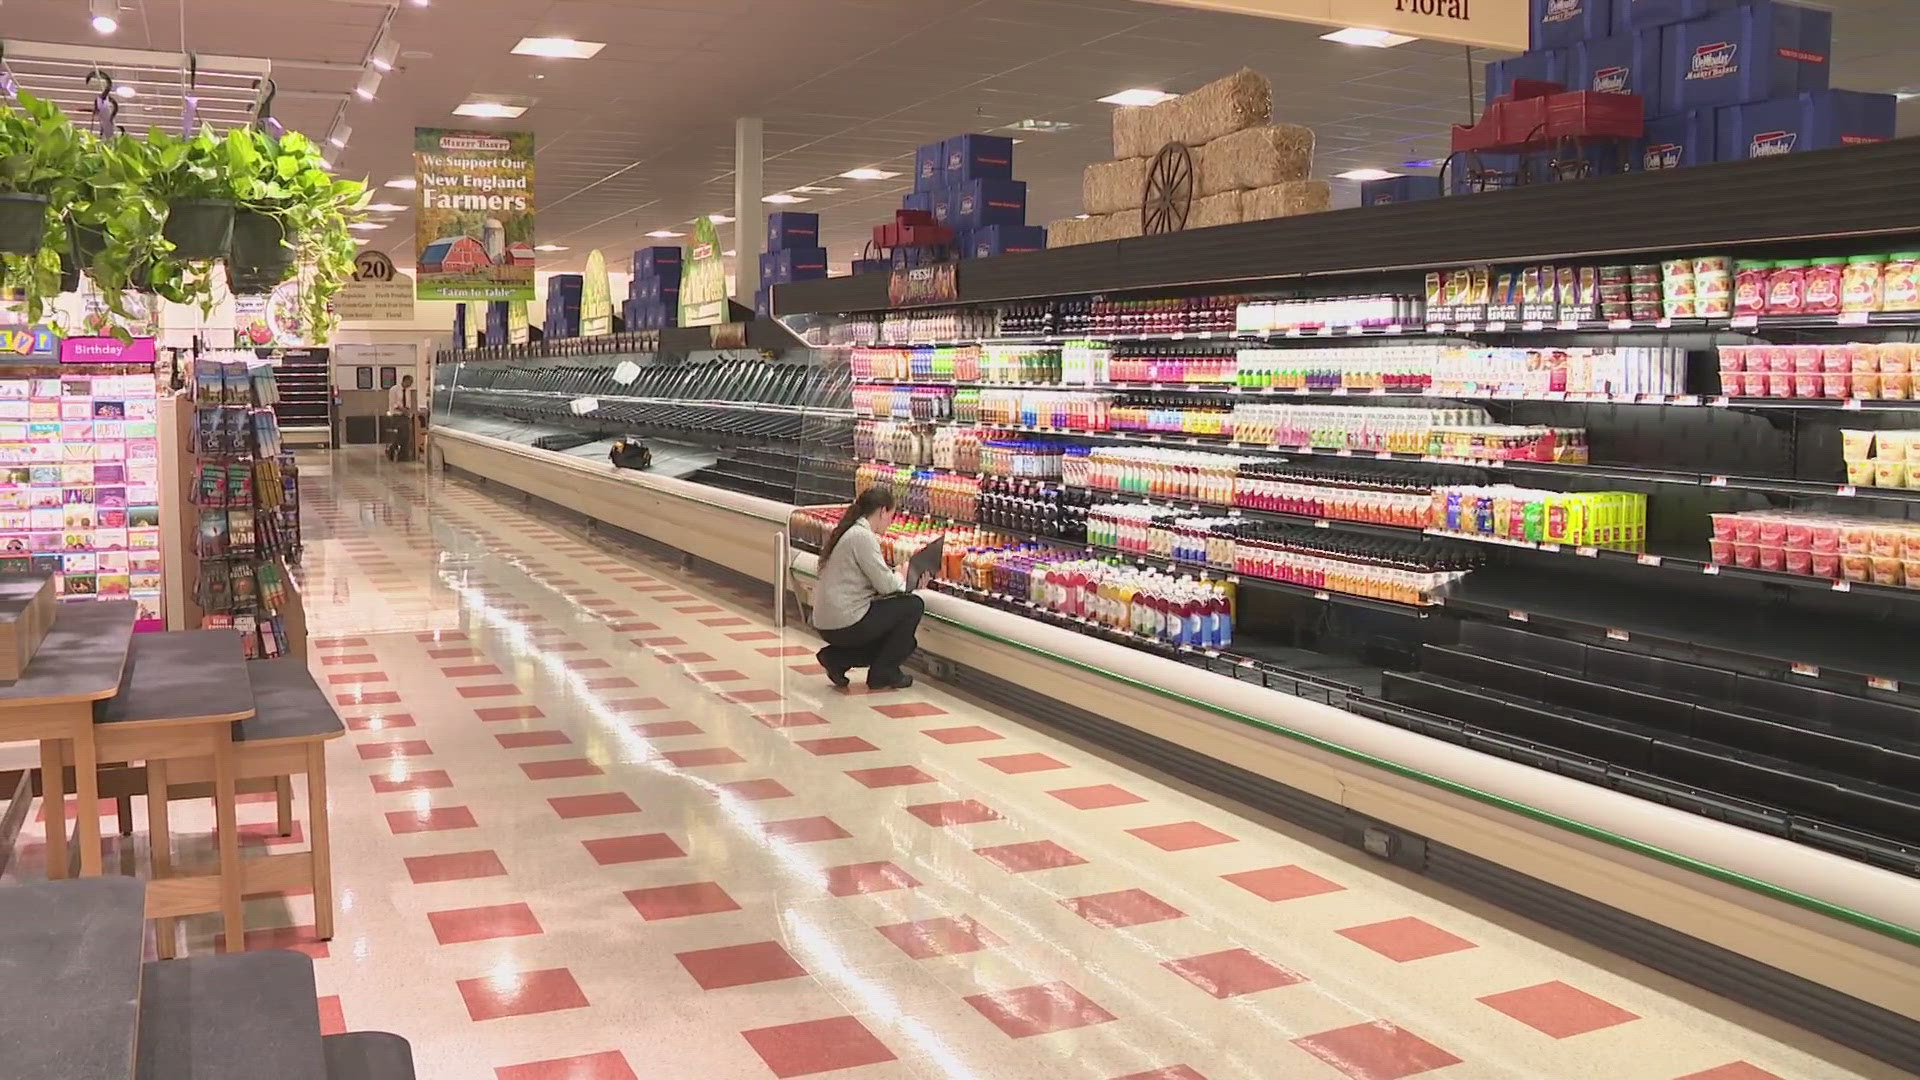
[59,337,157,366]
[508,298,530,345]
[336,249,417,322]
[680,218,726,328]
[234,283,308,349]
[413,128,537,302]
[0,326,61,361]
[581,250,612,337]
[889,262,959,307]
[1133,0,1525,50]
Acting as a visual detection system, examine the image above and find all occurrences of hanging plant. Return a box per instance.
[0,93,90,323]
[226,127,367,344]
[65,131,172,336]
[147,127,239,260]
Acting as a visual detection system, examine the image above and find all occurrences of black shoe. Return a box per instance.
[816,648,850,689]
[866,672,914,691]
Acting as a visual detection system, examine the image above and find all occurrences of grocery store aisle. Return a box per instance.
[236,451,1909,1078]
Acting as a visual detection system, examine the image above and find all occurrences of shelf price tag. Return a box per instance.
[1170,332,1186,340]
[1312,590,1331,600]
[1607,318,1634,331]
[1731,314,1759,329]
[1523,320,1545,331]
[1656,317,1674,329]
[1540,542,1562,553]
[1557,319,1582,331]
[1708,475,1728,486]
[1426,323,1445,333]
[1636,554,1663,567]
[1507,609,1530,622]
[1870,676,1900,692]
[1386,324,1404,335]
[1606,628,1631,642]
[1456,322,1477,333]
[1837,485,1858,497]
[1832,580,1852,592]
[1838,311,1872,327]
[1843,398,1864,411]
[1285,328,1303,338]
[1791,662,1820,678]
[1702,564,1720,575]
[1485,320,1507,332]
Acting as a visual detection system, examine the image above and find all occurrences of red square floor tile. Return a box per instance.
[872,702,946,719]
[405,850,507,884]
[795,736,878,756]
[758,646,814,657]
[675,605,723,615]
[320,653,378,666]
[583,676,636,690]
[635,720,703,738]
[345,713,416,733]
[428,647,481,660]
[788,664,826,676]
[531,630,571,641]
[565,658,612,671]
[495,730,571,749]
[609,622,659,633]
[966,982,1116,1039]
[716,778,792,801]
[477,705,544,722]
[336,691,400,707]
[625,881,741,921]
[242,924,328,959]
[327,671,390,685]
[1164,948,1306,998]
[496,1051,638,1080]
[729,631,779,642]
[700,617,750,627]
[905,799,1001,826]
[583,833,686,865]
[548,793,640,819]
[660,747,745,768]
[1336,917,1477,963]
[638,636,686,648]
[1223,865,1346,902]
[317,995,345,1037]
[1061,889,1185,929]
[598,609,639,619]
[980,752,1069,775]
[1048,784,1147,810]
[762,816,851,844]
[429,902,543,945]
[846,765,936,788]
[1674,1066,1786,1080]
[1128,821,1237,852]
[721,689,783,704]
[740,1015,896,1079]
[1112,1069,1206,1080]
[1293,1021,1462,1080]
[676,940,807,990]
[313,636,368,648]
[357,739,431,760]
[687,669,747,684]
[442,664,502,678]
[580,597,616,608]
[922,725,1003,745]
[520,758,605,781]
[823,860,920,897]
[757,710,829,728]
[975,839,1088,874]
[604,697,668,713]
[457,967,588,1022]
[664,651,716,664]
[458,684,522,699]
[876,915,1003,959]
[370,769,451,794]
[386,806,477,834]
[1477,981,1640,1039]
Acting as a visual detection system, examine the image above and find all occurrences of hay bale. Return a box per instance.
[1047,216,1096,247]
[1090,211,1144,242]
[1113,68,1272,157]
[1243,179,1332,221]
[1184,190,1244,231]
[1083,158,1151,215]
[1195,125,1314,196]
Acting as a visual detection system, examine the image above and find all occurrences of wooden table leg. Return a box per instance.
[147,759,177,960]
[275,776,294,838]
[70,720,102,877]
[39,738,68,880]
[211,742,244,952]
[307,744,334,941]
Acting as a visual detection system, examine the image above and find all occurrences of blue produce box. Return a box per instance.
[632,246,681,277]
[1486,49,1568,103]
[771,247,828,283]
[902,191,935,215]
[754,285,771,319]
[971,224,1046,259]
[757,251,780,281]
[1533,0,1614,49]
[548,273,582,299]
[1716,89,1896,161]
[1661,1,1831,114]
[1574,29,1662,102]
[915,142,946,193]
[1626,0,1738,27]
[1361,175,1443,207]
[1642,109,1717,168]
[943,134,1014,185]
[953,178,1027,229]
[637,277,680,304]
[767,212,820,251]
[932,189,956,227]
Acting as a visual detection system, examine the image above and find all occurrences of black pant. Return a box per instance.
[818,594,922,683]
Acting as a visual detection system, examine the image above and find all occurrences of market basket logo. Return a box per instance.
[414,126,537,303]
[1686,42,1739,81]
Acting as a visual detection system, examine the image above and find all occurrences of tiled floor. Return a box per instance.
[10,449,1905,1079]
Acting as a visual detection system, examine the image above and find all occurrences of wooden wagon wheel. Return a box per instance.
[1141,142,1195,235]
[1549,136,1591,182]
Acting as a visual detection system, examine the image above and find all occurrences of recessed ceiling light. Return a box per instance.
[534,244,568,252]
[353,237,371,245]
[839,168,902,180]
[644,229,684,238]
[90,0,117,34]
[112,84,135,99]
[1336,168,1402,181]
[511,37,605,59]
[790,185,842,195]
[328,123,352,148]
[722,249,736,257]
[354,69,382,101]
[406,0,428,6]
[370,34,400,72]
[453,101,527,118]
[348,222,386,231]
[366,202,407,212]
[384,178,417,190]
[1321,26,1417,47]
[1003,119,1075,132]
[762,193,809,204]
[1098,88,1177,107]
[707,213,735,224]
[1074,213,1091,220]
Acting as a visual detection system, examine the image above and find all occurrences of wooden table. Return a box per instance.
[0,601,136,878]
[0,877,147,1079]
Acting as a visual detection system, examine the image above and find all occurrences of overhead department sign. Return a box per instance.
[414,128,537,302]
[1134,0,1525,49]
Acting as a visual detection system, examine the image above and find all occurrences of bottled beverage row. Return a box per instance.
[855,464,1094,542]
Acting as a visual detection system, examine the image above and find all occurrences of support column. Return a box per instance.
[734,117,764,308]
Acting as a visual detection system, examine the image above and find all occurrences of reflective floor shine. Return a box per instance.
[28,449,1906,1079]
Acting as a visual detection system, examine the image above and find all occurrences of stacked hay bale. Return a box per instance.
[1052,68,1332,246]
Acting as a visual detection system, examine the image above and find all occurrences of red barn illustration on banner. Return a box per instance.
[418,235,491,274]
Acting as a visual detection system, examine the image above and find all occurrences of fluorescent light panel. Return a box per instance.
[1098,88,1176,107]
[1321,26,1417,47]
[1335,168,1401,181]
[644,229,684,238]
[512,37,605,59]
[762,193,808,204]
[453,101,527,118]
[384,178,417,189]
[533,244,568,251]
[347,222,386,231]
[366,202,407,212]
[706,213,735,223]
[838,168,901,181]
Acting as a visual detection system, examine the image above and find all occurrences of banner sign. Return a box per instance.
[0,326,60,360]
[889,263,958,307]
[581,250,612,337]
[508,298,530,345]
[679,217,727,328]
[1133,0,1526,49]
[337,249,417,322]
[414,128,537,302]
[60,336,156,366]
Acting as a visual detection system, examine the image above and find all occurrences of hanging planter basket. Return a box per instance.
[163,198,235,260]
[69,220,108,267]
[57,253,79,294]
[0,193,51,256]
[225,262,284,296]
[229,210,297,275]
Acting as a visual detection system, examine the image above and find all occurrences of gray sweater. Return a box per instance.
[812,519,905,631]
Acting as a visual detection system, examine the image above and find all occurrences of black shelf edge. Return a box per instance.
[776,138,1920,316]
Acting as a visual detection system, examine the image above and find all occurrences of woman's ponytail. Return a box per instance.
[820,486,895,564]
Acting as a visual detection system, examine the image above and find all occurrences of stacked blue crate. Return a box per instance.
[759,212,826,319]
[907,134,1046,261]
[626,246,681,331]
[546,274,582,339]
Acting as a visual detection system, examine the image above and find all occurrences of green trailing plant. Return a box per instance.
[0,93,89,323]
[66,131,174,334]
[224,127,368,344]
